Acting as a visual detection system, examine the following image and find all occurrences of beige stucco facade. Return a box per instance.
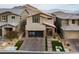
[25,14,55,36]
[0,12,21,38]
[62,20,79,26]
[62,20,79,39]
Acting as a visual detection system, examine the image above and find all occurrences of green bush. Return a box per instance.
[52,41,65,51]
[15,40,23,50]
[4,31,18,41]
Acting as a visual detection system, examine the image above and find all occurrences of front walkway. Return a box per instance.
[47,37,53,51]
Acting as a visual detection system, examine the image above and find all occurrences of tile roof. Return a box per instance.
[0,4,54,18]
[53,11,79,19]
[0,6,25,15]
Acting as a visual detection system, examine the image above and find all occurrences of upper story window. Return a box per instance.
[12,16,15,19]
[77,20,79,25]
[66,19,69,25]
[48,18,52,20]
[1,16,7,22]
[32,14,40,23]
[72,20,75,24]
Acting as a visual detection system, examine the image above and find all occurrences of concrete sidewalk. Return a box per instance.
[62,39,77,52]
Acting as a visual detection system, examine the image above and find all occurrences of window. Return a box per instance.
[72,20,75,24]
[12,16,15,19]
[1,16,7,21]
[77,20,79,25]
[32,14,40,23]
[48,18,52,20]
[28,31,43,37]
[66,19,69,25]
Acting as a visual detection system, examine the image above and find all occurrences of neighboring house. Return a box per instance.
[0,6,28,39]
[53,11,79,39]
[20,5,56,51]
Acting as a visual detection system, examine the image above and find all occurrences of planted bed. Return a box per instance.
[52,41,65,52]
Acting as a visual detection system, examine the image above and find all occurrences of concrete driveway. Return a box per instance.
[20,38,45,51]
[67,39,79,52]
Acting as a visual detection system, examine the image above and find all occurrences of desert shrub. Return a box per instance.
[4,31,18,41]
[15,40,23,50]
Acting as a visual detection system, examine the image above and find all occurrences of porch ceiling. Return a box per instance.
[42,22,56,28]
[0,24,16,28]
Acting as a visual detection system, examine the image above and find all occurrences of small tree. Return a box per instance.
[19,20,26,37]
[19,20,26,33]
[4,31,18,41]
[54,17,64,39]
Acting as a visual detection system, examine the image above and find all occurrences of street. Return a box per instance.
[67,39,79,52]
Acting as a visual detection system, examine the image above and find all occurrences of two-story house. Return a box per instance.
[53,11,79,40]
[20,5,56,51]
[0,6,28,39]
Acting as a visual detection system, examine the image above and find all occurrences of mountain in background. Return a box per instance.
[44,9,79,14]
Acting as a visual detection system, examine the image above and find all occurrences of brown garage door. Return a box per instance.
[28,31,44,37]
[64,31,79,39]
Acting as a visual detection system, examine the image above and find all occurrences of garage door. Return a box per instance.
[28,31,44,37]
[64,31,79,39]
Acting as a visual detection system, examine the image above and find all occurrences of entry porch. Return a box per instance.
[0,24,16,40]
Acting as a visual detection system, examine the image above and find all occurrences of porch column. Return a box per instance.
[52,27,55,37]
[2,27,5,39]
[13,27,15,31]
[44,30,46,51]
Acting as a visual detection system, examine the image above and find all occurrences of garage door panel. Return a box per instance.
[28,31,44,37]
[64,32,79,39]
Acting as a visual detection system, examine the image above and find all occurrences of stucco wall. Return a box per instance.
[0,14,20,26]
[26,14,55,31]
[26,17,46,30]
[62,20,79,31]
[62,20,79,26]
[8,15,20,24]
[21,10,28,20]
[40,16,53,24]
[69,20,78,26]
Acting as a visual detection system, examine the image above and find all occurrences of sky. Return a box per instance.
[0,4,79,11]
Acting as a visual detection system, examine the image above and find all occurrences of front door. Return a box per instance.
[4,28,13,34]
